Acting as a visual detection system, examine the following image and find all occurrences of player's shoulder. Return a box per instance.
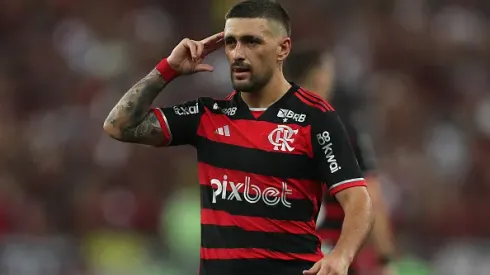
[288,87,337,123]
[291,87,335,114]
[195,91,238,114]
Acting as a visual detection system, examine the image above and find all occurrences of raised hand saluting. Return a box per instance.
[167,32,225,75]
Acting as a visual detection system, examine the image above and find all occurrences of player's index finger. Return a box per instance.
[200,32,224,44]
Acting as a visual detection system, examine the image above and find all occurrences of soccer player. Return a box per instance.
[285,49,398,275]
[103,1,374,275]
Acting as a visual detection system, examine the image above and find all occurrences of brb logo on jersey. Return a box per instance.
[277,108,306,123]
[210,175,292,208]
[268,125,298,152]
[173,102,199,116]
[222,107,237,116]
[316,131,341,173]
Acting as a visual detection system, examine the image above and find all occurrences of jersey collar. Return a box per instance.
[232,82,299,120]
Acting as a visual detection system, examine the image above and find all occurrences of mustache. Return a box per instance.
[231,62,251,70]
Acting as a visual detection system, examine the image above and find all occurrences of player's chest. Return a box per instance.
[196,111,313,157]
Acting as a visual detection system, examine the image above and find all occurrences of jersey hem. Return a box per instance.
[329,179,366,196]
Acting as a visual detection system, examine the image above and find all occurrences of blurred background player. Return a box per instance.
[285,48,398,275]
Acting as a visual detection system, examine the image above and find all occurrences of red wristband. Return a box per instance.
[155,58,179,82]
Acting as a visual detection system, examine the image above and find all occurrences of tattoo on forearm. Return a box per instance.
[114,112,164,144]
[104,70,168,145]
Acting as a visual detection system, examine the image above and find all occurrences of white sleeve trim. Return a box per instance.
[329,178,365,190]
[155,108,173,145]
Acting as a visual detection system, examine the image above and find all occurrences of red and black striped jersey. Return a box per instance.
[152,83,366,275]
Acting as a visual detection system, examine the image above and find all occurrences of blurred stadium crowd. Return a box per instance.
[0,0,490,274]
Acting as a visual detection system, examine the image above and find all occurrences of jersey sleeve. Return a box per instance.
[152,99,203,147]
[311,110,366,195]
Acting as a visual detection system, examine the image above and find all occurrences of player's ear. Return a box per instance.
[277,37,291,62]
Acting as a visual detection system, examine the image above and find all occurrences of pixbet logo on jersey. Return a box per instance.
[210,175,292,208]
[268,125,298,152]
[316,131,341,173]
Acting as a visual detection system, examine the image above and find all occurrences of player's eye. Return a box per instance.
[224,37,237,46]
[246,38,261,45]
[241,36,262,46]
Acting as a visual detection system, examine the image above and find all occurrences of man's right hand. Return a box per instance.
[167,32,224,75]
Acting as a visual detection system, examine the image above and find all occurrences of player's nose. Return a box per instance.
[230,43,246,60]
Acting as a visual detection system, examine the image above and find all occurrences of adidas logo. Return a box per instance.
[215,125,230,137]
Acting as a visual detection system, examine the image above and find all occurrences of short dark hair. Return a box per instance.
[225,0,291,36]
[284,48,323,81]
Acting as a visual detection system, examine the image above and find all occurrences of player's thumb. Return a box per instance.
[194,63,214,72]
[303,261,321,275]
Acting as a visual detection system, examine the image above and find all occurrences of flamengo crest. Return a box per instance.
[268,125,298,152]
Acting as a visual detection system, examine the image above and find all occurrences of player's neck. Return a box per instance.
[240,74,291,109]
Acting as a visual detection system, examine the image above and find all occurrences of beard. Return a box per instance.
[230,69,273,93]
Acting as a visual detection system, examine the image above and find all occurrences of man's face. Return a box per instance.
[224,18,287,93]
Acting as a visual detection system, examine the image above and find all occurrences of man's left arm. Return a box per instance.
[333,183,373,263]
[305,110,374,275]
